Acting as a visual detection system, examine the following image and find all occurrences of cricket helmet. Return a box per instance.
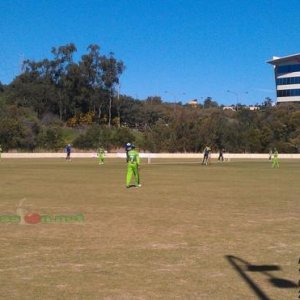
[125,142,132,151]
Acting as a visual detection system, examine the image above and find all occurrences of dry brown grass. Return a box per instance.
[0,158,299,299]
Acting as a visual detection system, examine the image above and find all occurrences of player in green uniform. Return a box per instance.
[126,144,141,188]
[272,148,279,168]
[97,147,105,165]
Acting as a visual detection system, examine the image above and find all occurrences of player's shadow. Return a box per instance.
[225,255,297,300]
[126,184,139,189]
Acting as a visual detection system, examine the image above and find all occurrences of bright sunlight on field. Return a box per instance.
[0,158,299,299]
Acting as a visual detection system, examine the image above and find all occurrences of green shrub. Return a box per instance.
[37,126,65,151]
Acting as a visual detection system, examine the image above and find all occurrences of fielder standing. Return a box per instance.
[125,142,132,162]
[65,144,72,161]
[272,148,279,168]
[218,148,224,162]
[268,149,273,160]
[126,144,141,188]
[97,147,105,165]
[202,146,211,165]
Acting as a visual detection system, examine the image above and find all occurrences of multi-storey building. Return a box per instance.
[267,53,300,103]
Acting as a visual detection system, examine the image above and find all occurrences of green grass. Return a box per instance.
[0,158,299,299]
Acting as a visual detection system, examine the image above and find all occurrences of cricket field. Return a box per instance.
[0,158,299,299]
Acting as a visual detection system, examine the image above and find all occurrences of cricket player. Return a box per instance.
[268,149,272,160]
[0,144,2,160]
[97,147,105,164]
[65,144,72,161]
[125,142,132,162]
[218,148,224,162]
[126,144,141,188]
[202,146,211,165]
[272,148,279,168]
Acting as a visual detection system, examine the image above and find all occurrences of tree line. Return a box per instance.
[0,43,300,153]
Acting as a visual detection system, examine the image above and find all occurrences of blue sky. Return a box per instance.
[1,0,300,105]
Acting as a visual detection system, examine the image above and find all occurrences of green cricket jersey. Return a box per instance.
[127,149,140,165]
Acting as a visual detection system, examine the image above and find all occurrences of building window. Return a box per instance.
[276,77,300,85]
[276,64,300,74]
[277,89,300,97]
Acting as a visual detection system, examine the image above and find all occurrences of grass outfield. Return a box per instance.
[0,158,299,299]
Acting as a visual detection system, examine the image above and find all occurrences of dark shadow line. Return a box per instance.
[225,255,271,300]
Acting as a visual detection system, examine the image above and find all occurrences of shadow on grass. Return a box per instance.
[126,184,139,189]
[225,255,297,300]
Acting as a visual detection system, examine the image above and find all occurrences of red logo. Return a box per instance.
[24,213,41,224]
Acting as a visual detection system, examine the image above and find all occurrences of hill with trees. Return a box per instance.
[1,43,300,153]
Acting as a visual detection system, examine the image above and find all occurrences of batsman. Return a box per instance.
[126,144,141,188]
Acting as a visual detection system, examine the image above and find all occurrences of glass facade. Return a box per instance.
[268,55,300,101]
[277,89,300,97]
[276,64,300,74]
[276,77,300,85]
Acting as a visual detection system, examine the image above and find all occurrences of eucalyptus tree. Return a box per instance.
[9,58,55,117]
[100,52,125,127]
[49,43,77,120]
[79,44,107,121]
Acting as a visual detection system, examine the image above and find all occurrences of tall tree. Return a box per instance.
[100,52,125,127]
[50,43,77,120]
[203,97,218,109]
[79,44,106,121]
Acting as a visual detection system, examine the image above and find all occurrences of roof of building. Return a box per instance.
[267,53,300,65]
[188,99,198,105]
